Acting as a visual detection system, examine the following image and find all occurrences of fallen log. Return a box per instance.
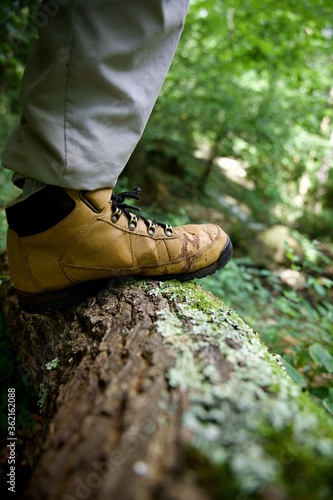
[1,256,333,500]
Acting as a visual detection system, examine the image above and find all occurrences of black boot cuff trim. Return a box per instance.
[6,186,76,237]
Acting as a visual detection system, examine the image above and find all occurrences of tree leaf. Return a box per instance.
[323,388,333,415]
[281,358,307,388]
[309,343,333,373]
[323,399,333,415]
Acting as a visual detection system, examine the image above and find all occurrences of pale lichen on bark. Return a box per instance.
[144,280,333,496]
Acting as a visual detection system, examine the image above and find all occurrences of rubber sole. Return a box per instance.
[16,238,233,314]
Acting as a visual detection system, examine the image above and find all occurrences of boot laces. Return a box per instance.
[111,187,173,236]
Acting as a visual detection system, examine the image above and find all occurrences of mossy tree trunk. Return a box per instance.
[1,256,333,500]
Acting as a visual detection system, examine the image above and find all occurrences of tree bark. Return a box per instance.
[1,254,333,500]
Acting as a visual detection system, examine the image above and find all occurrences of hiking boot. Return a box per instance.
[6,186,232,313]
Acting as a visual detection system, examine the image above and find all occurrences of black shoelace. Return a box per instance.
[111,187,173,236]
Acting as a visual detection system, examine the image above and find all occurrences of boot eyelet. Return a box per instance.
[164,225,173,237]
[111,207,122,223]
[128,214,137,230]
[147,221,155,236]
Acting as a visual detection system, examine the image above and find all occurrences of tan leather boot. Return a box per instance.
[6,186,232,312]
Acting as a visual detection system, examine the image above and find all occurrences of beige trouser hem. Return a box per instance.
[2,0,189,190]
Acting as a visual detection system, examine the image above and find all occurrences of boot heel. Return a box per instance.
[16,278,111,314]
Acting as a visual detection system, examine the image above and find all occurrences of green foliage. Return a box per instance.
[324,389,333,415]
[0,106,20,250]
[145,0,333,234]
[0,0,38,111]
[309,343,333,373]
[0,1,32,247]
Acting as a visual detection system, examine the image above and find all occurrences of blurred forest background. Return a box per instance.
[0,0,333,476]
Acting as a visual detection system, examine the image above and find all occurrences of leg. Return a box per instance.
[3,0,190,190]
[4,0,232,312]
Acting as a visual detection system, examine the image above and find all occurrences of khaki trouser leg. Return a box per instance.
[2,0,189,190]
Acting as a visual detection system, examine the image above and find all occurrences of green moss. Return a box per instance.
[145,280,333,498]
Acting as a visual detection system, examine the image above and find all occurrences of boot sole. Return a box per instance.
[16,238,233,314]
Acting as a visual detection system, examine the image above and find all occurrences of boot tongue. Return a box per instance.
[83,188,112,211]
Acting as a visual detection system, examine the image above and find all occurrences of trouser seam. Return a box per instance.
[61,0,80,185]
